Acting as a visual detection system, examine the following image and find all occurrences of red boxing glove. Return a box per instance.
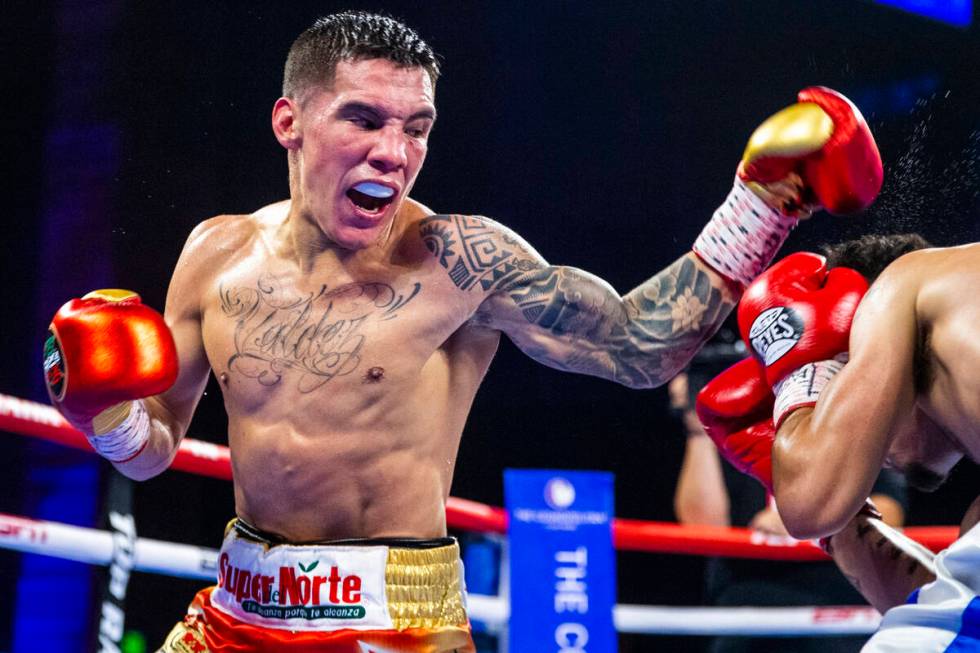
[44,289,178,434]
[737,252,868,425]
[693,87,880,289]
[740,86,883,215]
[696,357,776,491]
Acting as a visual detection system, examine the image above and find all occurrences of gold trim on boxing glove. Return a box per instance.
[92,401,135,435]
[742,103,834,162]
[81,289,141,302]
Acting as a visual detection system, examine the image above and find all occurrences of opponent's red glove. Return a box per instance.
[740,86,883,216]
[737,252,868,426]
[694,87,882,288]
[44,289,178,440]
[695,357,776,491]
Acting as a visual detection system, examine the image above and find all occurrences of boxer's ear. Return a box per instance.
[272,97,301,150]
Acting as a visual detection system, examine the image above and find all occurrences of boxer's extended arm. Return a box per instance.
[423,88,881,387]
[111,220,219,480]
[823,508,936,613]
[498,252,737,387]
[421,213,737,388]
[772,259,920,539]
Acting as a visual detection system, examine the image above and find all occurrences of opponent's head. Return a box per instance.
[273,12,440,249]
[884,415,963,493]
[821,233,931,282]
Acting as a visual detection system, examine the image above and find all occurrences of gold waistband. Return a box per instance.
[386,541,467,630]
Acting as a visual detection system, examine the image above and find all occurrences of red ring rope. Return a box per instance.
[0,393,957,559]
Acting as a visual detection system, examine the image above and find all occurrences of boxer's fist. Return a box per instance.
[44,289,178,433]
[738,252,868,385]
[696,357,776,490]
[740,87,883,215]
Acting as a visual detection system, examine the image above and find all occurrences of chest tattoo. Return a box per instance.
[219,275,421,392]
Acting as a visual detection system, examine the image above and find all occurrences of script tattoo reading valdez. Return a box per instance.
[220,275,421,392]
[422,214,735,387]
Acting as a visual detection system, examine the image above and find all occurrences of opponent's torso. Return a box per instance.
[197,201,499,540]
[914,244,980,461]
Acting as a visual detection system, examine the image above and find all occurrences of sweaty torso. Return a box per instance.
[195,200,498,541]
[912,244,980,461]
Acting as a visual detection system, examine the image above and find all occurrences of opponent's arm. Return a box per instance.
[772,259,921,539]
[822,507,936,613]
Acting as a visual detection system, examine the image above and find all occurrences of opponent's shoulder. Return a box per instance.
[877,244,976,301]
[417,213,546,292]
[862,246,939,301]
[875,244,980,279]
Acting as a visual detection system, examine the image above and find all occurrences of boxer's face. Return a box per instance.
[285,58,435,250]
[884,413,963,492]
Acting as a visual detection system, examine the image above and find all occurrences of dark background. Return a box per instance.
[3,1,979,650]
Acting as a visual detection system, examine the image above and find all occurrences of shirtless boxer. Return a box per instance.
[700,236,980,651]
[41,11,883,653]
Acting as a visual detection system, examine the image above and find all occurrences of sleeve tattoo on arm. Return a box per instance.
[421,214,735,387]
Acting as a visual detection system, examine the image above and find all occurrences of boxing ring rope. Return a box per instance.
[0,513,884,636]
[0,392,959,636]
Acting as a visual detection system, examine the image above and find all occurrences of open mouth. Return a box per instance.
[346,181,396,214]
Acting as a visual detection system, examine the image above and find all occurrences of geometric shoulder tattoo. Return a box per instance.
[420,214,540,291]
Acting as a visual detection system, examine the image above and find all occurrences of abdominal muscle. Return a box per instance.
[228,416,457,542]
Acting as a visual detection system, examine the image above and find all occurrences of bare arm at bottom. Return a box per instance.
[823,510,937,613]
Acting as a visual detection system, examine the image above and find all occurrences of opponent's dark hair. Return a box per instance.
[283,11,440,100]
[822,233,932,282]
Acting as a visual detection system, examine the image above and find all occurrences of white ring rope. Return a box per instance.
[0,512,217,580]
[0,512,881,636]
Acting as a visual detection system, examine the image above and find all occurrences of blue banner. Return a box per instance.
[505,469,616,653]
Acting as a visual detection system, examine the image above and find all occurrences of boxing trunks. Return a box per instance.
[160,520,475,652]
[861,521,980,652]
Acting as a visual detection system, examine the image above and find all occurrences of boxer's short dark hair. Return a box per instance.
[822,233,932,282]
[283,11,440,100]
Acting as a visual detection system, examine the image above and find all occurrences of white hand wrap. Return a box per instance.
[772,354,848,428]
[693,177,798,287]
[87,400,150,463]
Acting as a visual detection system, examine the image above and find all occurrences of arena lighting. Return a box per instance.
[872,0,972,27]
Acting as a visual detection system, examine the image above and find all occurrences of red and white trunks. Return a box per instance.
[160,520,475,653]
